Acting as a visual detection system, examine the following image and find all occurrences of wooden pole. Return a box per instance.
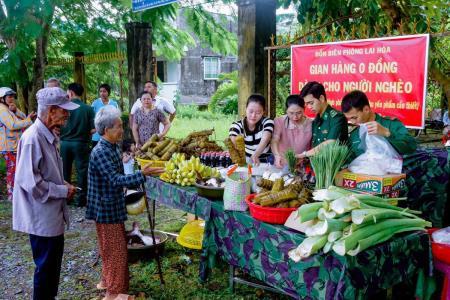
[117,39,124,112]
[125,22,153,113]
[237,0,276,117]
[267,49,277,118]
[74,51,87,101]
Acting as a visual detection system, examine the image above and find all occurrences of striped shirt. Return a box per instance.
[229,117,274,162]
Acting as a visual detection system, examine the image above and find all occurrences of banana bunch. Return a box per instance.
[160,153,220,186]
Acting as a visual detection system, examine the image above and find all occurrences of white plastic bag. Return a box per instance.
[432,227,450,245]
[348,124,403,175]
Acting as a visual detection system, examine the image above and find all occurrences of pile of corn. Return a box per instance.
[136,135,178,161]
[224,135,246,166]
[179,129,222,159]
[288,186,430,261]
[250,178,312,208]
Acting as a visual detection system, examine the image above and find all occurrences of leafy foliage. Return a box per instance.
[0,0,238,111]
[208,71,238,113]
[221,95,238,115]
[184,7,237,56]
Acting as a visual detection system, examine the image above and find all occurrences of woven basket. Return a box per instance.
[245,194,296,224]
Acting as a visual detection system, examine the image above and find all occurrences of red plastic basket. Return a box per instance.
[245,194,297,224]
[428,228,450,265]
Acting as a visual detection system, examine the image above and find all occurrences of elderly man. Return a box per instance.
[86,105,164,300]
[13,87,79,299]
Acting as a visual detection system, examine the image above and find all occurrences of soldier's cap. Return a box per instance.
[37,87,79,110]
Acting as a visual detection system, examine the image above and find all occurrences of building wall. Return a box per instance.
[177,10,238,104]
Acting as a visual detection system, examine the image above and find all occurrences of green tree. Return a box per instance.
[280,0,449,107]
[0,0,237,112]
[208,70,238,113]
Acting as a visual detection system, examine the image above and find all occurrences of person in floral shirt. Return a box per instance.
[0,87,35,201]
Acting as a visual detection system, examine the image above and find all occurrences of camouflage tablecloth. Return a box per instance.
[145,177,432,299]
[403,148,449,227]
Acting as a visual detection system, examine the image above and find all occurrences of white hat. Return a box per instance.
[36,87,79,110]
[0,87,16,98]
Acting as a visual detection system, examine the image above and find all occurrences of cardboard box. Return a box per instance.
[335,169,406,194]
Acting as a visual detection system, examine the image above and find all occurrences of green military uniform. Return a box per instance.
[348,113,417,160]
[60,98,95,206]
[312,105,348,147]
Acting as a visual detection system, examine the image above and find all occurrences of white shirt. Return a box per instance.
[131,96,175,115]
[131,96,175,133]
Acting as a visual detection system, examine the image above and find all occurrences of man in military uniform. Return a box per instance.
[297,81,348,158]
[341,90,417,160]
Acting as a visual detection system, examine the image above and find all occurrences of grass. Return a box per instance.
[168,105,237,145]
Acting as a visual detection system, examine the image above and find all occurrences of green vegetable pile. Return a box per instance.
[288,186,430,261]
[310,141,350,189]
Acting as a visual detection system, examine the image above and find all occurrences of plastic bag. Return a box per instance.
[432,227,450,245]
[348,124,403,175]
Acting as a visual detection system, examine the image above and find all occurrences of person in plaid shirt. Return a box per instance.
[86,105,163,300]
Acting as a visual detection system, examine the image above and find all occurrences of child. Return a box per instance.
[122,139,136,175]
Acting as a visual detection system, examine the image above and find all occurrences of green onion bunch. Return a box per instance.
[285,149,297,175]
[310,141,350,189]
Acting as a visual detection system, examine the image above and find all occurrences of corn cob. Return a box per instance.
[276,202,290,208]
[141,134,159,151]
[224,138,243,165]
[271,178,284,192]
[152,139,171,154]
[289,199,302,208]
[253,191,272,204]
[260,189,298,207]
[235,135,246,160]
[257,178,273,190]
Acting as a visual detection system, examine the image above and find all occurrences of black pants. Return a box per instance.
[61,140,90,206]
[29,234,64,300]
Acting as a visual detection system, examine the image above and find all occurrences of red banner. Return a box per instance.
[291,34,429,128]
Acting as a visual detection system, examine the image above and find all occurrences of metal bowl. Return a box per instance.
[127,230,168,263]
[194,182,224,200]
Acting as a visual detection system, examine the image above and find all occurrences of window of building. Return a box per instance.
[156,61,166,82]
[203,57,220,80]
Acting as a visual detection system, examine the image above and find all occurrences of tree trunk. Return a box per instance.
[237,0,276,117]
[74,51,87,101]
[125,22,153,112]
[16,60,31,113]
[29,7,54,113]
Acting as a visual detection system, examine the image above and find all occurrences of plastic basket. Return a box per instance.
[245,194,296,224]
[176,220,205,250]
[135,157,167,168]
[428,228,450,265]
